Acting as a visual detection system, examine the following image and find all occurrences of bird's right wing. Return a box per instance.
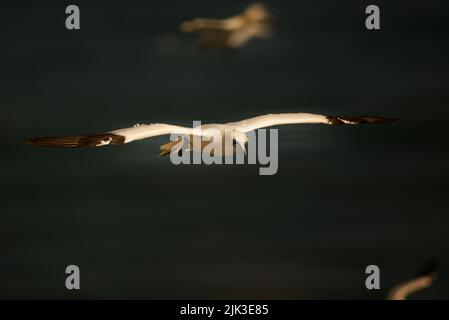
[227,113,397,132]
[26,123,207,148]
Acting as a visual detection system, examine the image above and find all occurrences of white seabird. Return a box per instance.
[26,112,397,156]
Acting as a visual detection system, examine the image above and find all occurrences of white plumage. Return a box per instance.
[26,112,397,154]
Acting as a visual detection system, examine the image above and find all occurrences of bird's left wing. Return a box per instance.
[26,123,205,148]
[227,113,397,132]
[180,17,243,33]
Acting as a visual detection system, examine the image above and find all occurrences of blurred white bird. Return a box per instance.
[180,2,273,50]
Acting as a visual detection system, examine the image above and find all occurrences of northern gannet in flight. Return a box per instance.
[180,2,273,50]
[27,113,397,156]
[387,259,438,300]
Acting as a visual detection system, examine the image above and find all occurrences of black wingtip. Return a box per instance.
[366,116,400,124]
[416,257,439,278]
[25,133,125,148]
[327,116,399,125]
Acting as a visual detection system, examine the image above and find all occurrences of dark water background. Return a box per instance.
[1,0,449,298]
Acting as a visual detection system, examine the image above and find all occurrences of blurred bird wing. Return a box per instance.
[387,275,436,300]
[27,123,208,148]
[227,113,397,132]
[387,258,438,300]
[180,16,244,32]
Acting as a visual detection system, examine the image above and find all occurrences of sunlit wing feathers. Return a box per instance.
[27,123,205,148]
[110,123,203,143]
[387,258,438,300]
[227,113,398,132]
[227,113,329,131]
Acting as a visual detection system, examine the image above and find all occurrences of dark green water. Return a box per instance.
[1,0,448,298]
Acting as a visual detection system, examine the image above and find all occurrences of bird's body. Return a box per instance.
[27,112,397,157]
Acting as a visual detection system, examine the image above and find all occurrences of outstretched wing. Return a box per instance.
[180,18,239,32]
[227,113,398,132]
[26,123,205,148]
[387,258,438,300]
